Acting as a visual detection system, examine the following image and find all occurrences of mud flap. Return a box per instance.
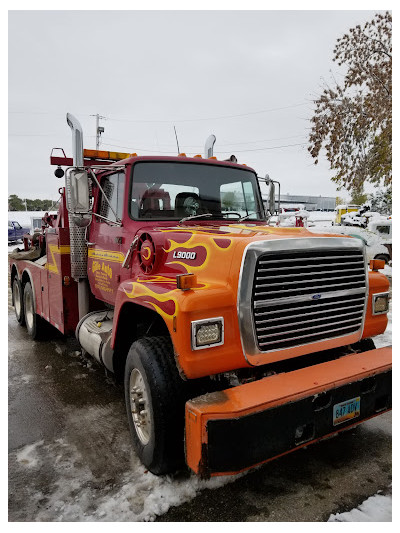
[185,347,391,478]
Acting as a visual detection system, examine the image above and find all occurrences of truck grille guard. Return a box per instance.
[237,237,368,362]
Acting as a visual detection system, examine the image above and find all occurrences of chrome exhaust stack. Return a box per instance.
[66,113,90,319]
[66,113,84,167]
[204,134,216,158]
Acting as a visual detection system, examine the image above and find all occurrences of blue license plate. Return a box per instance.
[333,396,360,426]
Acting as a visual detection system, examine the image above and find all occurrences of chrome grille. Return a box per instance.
[252,248,366,352]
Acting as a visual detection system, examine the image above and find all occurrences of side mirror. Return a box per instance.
[66,168,90,214]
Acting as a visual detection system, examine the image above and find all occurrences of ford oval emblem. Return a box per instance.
[312,294,322,300]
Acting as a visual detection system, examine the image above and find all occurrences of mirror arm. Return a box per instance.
[88,168,122,224]
[92,213,122,226]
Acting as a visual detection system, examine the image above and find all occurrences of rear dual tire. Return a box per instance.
[23,281,46,339]
[12,277,25,326]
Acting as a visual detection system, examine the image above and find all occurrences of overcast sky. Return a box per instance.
[8,9,380,202]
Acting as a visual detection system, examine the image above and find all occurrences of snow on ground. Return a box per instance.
[12,432,243,522]
[328,492,392,522]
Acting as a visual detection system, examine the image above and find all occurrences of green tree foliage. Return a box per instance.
[350,188,368,206]
[8,194,25,211]
[309,12,392,191]
[368,186,392,215]
[8,195,54,211]
[335,196,345,206]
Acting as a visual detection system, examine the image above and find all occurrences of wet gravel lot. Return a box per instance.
[8,302,392,522]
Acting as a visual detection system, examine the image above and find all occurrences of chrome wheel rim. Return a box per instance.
[129,368,151,445]
[25,290,34,331]
[13,281,21,318]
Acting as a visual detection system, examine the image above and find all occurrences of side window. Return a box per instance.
[98,172,125,222]
[221,181,245,214]
[376,225,390,235]
[220,180,257,218]
[14,222,22,229]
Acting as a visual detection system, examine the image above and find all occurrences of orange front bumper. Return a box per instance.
[185,347,392,478]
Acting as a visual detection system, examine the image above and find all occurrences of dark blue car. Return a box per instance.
[8,220,30,243]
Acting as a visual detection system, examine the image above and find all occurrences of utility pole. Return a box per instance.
[92,114,105,150]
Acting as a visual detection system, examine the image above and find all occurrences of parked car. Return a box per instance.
[8,220,30,244]
[309,225,391,264]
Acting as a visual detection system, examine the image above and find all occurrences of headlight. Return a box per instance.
[372,292,389,315]
[191,317,224,350]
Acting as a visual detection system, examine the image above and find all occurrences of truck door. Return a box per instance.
[87,170,126,304]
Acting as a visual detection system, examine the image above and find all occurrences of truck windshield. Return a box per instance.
[130,161,265,221]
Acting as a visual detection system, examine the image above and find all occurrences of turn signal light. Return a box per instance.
[370,259,385,271]
[176,273,197,291]
[372,292,389,315]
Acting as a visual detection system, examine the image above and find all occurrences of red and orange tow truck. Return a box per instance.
[9,114,391,477]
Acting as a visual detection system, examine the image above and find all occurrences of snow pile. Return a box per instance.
[373,303,391,349]
[328,492,392,522]
[308,211,336,224]
[12,410,243,522]
[383,264,392,277]
[16,440,44,468]
[307,225,388,261]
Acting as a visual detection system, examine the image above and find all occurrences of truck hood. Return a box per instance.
[149,223,348,283]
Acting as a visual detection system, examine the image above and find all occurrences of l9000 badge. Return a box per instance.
[173,250,197,260]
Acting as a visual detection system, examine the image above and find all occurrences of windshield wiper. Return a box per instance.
[179,213,213,224]
[237,211,263,222]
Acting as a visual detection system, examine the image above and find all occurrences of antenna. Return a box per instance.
[173,125,180,154]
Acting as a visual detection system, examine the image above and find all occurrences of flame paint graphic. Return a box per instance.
[141,246,151,261]
[212,238,233,249]
[163,233,233,274]
[124,281,179,321]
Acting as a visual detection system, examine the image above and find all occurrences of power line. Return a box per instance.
[9,133,96,138]
[101,133,306,149]
[9,110,92,117]
[104,102,309,124]
[101,141,305,154]
[216,142,305,153]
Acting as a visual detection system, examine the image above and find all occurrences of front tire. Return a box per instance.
[124,336,188,475]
